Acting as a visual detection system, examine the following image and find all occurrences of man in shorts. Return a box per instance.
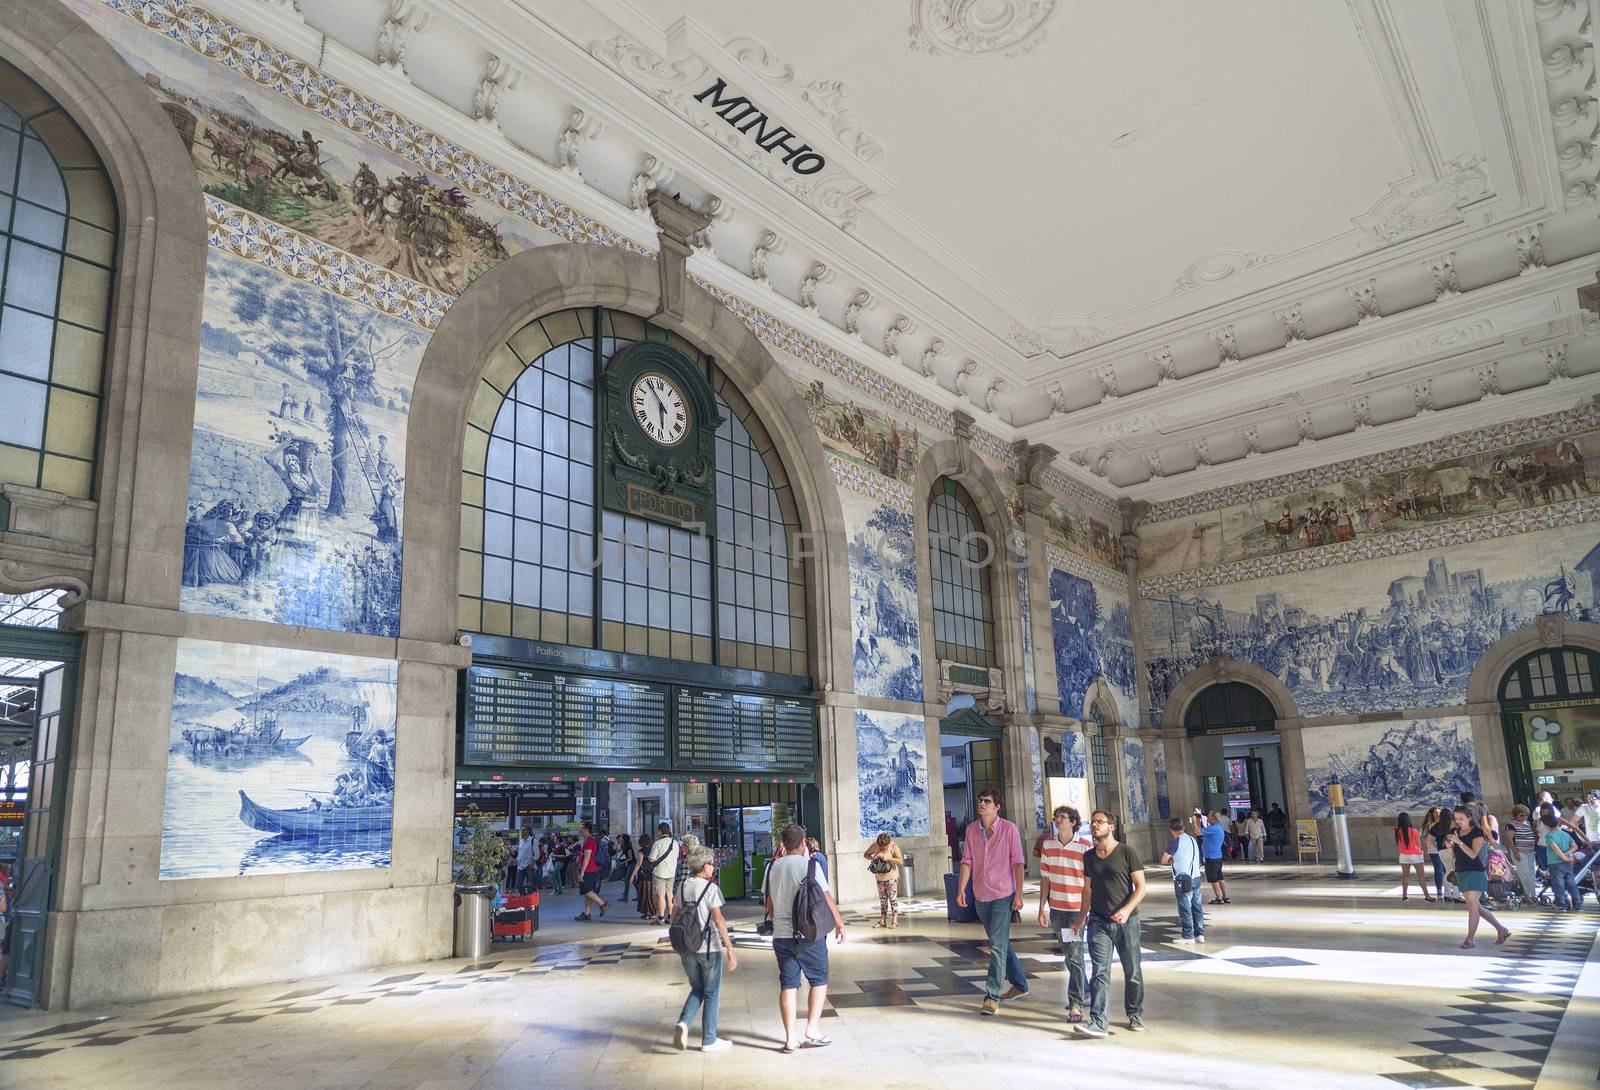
[574,821,608,921]
[646,821,680,924]
[1202,811,1228,904]
[765,823,845,1052]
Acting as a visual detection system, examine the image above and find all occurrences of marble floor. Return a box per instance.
[2,863,1597,1090]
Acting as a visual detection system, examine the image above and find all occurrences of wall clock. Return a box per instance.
[630,372,690,447]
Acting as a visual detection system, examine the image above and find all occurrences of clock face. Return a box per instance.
[630,373,689,446]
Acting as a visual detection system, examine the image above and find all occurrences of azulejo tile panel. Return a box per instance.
[842,487,923,703]
[206,196,446,329]
[1045,542,1128,593]
[856,709,930,839]
[829,453,914,508]
[1050,565,1138,725]
[1300,716,1480,818]
[1139,493,1600,597]
[1143,403,1600,524]
[90,0,643,258]
[1121,737,1148,825]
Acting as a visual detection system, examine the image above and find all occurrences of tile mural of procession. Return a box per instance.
[856,710,930,839]
[800,378,927,484]
[1301,716,1481,818]
[160,640,398,880]
[1050,568,1138,723]
[844,488,924,702]
[181,251,428,636]
[1140,425,1598,578]
[71,0,555,296]
[1141,520,1600,725]
[1121,738,1149,825]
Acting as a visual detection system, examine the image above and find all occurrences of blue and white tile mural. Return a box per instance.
[1121,737,1149,825]
[1300,716,1481,819]
[1017,540,1038,715]
[1142,522,1600,725]
[1050,567,1138,721]
[160,639,398,879]
[1151,740,1170,821]
[843,489,924,702]
[1043,729,1086,778]
[1029,726,1045,831]
[181,251,428,637]
[856,710,930,838]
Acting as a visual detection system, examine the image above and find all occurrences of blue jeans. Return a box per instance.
[677,951,723,1045]
[1086,915,1144,1032]
[1174,880,1205,939]
[1429,854,1446,897]
[1049,909,1089,1008]
[974,896,1028,1001]
[1548,860,1582,911]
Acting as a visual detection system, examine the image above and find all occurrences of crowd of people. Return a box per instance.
[1393,788,1596,946]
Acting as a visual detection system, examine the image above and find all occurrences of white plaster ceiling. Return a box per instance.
[224,0,1600,500]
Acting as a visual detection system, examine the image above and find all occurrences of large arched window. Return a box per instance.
[927,477,995,667]
[458,308,808,676]
[1184,681,1275,735]
[0,59,115,501]
[1499,646,1599,703]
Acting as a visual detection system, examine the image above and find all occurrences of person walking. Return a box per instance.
[765,824,845,1053]
[645,822,680,924]
[633,833,655,919]
[1503,805,1538,906]
[863,833,904,929]
[1445,806,1510,947]
[1201,811,1228,904]
[574,822,609,921]
[1421,807,1448,902]
[1540,811,1584,912]
[1575,789,1600,843]
[1266,803,1288,858]
[1074,811,1147,1038]
[673,846,737,1053]
[1244,811,1267,864]
[1159,815,1205,943]
[1394,813,1430,901]
[1428,807,1461,902]
[955,789,1030,1015]
[805,837,829,882]
[515,827,535,896]
[675,833,702,902]
[1038,805,1091,1023]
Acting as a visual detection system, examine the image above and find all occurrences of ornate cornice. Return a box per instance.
[1530,0,1600,205]
[205,196,445,329]
[1138,493,1600,597]
[1141,401,1600,524]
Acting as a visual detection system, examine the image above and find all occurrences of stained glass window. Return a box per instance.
[928,478,996,667]
[0,59,115,500]
[459,309,807,676]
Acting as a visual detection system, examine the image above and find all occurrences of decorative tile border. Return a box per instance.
[828,453,913,507]
[1143,402,1600,524]
[1045,542,1129,594]
[1138,493,1600,596]
[1041,465,1120,521]
[101,0,645,254]
[205,195,448,328]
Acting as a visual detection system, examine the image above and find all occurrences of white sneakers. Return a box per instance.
[674,1022,688,1050]
[701,1038,733,1053]
[1174,937,1194,945]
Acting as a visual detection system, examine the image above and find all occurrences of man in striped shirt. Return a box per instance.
[1036,805,1090,1023]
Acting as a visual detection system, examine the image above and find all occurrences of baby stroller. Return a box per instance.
[1485,843,1521,910]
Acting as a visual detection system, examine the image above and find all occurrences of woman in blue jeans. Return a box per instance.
[1159,816,1206,943]
[674,848,737,1053]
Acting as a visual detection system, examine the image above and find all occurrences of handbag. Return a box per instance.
[868,857,893,876]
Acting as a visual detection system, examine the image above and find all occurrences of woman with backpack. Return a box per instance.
[671,847,736,1053]
[863,832,903,928]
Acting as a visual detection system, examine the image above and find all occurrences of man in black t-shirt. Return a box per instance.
[1073,810,1147,1038]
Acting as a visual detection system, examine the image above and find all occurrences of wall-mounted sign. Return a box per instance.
[694,79,826,175]
[0,800,24,825]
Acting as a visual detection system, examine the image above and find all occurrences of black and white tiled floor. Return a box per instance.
[0,864,1594,1089]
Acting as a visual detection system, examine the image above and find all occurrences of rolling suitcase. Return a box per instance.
[944,872,979,923]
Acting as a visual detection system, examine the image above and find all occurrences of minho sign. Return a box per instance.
[694,78,827,176]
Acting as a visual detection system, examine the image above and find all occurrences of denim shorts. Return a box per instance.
[1454,869,1487,893]
[772,937,829,989]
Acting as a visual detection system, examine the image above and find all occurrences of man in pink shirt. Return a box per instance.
[955,789,1029,1015]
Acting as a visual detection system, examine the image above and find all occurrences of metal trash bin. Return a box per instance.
[453,886,492,958]
[899,859,915,899]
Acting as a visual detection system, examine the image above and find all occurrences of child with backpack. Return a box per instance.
[670,847,737,1053]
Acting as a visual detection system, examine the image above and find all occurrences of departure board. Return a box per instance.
[463,666,668,768]
[676,688,816,772]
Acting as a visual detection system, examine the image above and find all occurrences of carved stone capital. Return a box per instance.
[950,409,976,444]
[648,191,709,324]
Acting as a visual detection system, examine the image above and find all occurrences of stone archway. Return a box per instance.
[1160,655,1300,729]
[1465,617,1600,706]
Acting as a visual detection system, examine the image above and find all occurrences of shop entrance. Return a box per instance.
[0,591,79,1008]
[1499,646,1600,802]
[1184,682,1285,832]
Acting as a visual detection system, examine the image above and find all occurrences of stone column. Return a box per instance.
[1012,441,1062,719]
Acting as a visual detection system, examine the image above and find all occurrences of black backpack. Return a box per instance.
[668,881,715,955]
[790,856,834,942]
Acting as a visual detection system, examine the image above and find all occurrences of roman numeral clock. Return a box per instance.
[597,341,722,530]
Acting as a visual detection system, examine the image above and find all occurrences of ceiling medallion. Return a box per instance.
[1172,250,1275,293]
[908,0,1062,58]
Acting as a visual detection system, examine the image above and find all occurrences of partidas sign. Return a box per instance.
[693,77,827,176]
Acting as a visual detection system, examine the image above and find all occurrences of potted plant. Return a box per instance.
[452,804,507,957]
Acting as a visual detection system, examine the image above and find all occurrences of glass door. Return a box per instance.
[2,664,70,1008]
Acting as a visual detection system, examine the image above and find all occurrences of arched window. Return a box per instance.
[1184,682,1275,735]
[1086,700,1111,787]
[458,308,808,675]
[0,59,115,501]
[1499,646,1599,703]
[927,478,995,668]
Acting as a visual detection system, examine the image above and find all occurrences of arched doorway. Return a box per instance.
[1183,682,1286,835]
[1498,645,1600,803]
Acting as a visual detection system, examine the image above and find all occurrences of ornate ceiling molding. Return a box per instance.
[907,0,1062,59]
[588,24,893,230]
[1352,154,1492,246]
[1529,0,1600,204]
[1173,250,1275,293]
